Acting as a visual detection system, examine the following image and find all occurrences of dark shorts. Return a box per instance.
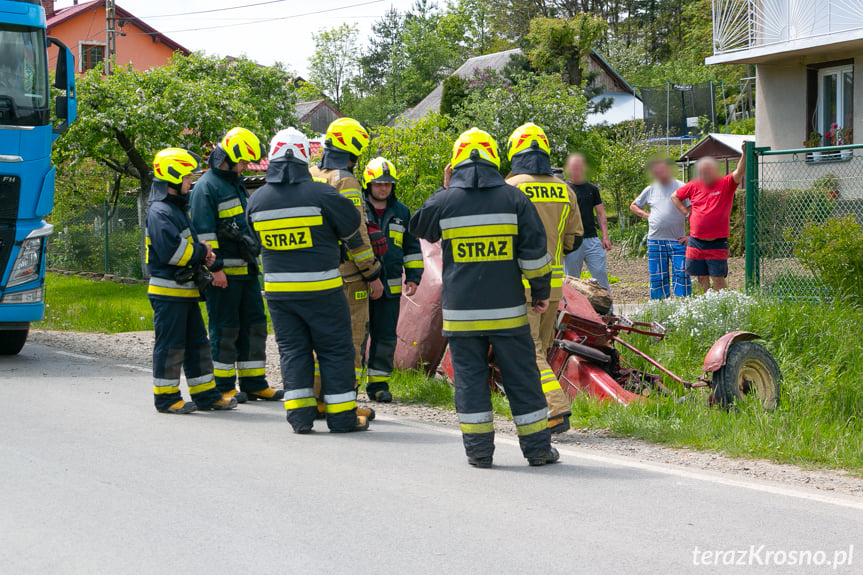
[685,237,729,278]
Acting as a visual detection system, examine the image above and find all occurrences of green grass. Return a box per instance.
[43,273,154,333]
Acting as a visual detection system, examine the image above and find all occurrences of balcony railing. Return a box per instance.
[712,0,863,55]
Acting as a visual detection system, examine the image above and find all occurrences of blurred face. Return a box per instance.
[651,161,672,184]
[180,175,193,194]
[370,182,393,202]
[697,158,720,185]
[233,160,250,174]
[566,156,586,183]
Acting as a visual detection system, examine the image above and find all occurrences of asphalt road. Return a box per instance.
[1,343,861,575]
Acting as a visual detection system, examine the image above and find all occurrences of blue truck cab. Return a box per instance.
[0,0,76,354]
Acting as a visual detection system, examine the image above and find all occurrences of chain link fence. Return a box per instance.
[746,143,863,298]
[48,194,146,279]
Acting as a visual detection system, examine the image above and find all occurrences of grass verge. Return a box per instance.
[43,273,153,333]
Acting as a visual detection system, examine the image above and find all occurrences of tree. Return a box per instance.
[357,113,454,210]
[594,121,657,227]
[526,15,608,87]
[55,53,297,196]
[359,7,406,106]
[308,23,360,109]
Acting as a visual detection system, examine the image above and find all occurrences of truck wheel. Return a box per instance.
[711,341,781,410]
[0,328,29,356]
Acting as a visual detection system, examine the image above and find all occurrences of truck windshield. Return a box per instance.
[0,24,49,125]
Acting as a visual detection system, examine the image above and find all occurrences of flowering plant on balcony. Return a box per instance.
[825,123,853,146]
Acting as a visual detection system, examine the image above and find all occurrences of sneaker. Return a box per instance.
[247,388,285,401]
[468,456,493,469]
[528,446,560,467]
[158,400,197,414]
[199,396,238,411]
[370,389,393,403]
[548,416,571,434]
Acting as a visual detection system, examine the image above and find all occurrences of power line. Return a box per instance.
[136,0,310,19]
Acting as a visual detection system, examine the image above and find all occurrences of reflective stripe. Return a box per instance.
[458,411,494,424]
[542,380,563,394]
[387,278,402,294]
[153,378,180,394]
[403,252,423,269]
[442,224,519,240]
[198,232,217,243]
[326,400,357,414]
[351,248,375,262]
[513,407,548,426]
[554,204,569,268]
[218,198,244,218]
[443,305,526,322]
[168,235,195,266]
[237,361,265,370]
[238,368,266,377]
[404,260,424,269]
[340,189,362,206]
[390,223,405,233]
[367,368,390,383]
[540,369,556,381]
[285,397,317,410]
[251,207,324,231]
[188,377,216,395]
[213,361,236,378]
[223,258,248,268]
[264,269,343,293]
[516,418,549,436]
[324,391,357,414]
[460,422,494,434]
[224,267,250,276]
[148,277,199,298]
[442,316,528,332]
[441,213,518,240]
[283,388,315,400]
[324,391,356,404]
[520,254,553,279]
[187,374,214,386]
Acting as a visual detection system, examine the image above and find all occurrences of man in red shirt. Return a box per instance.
[671,147,746,292]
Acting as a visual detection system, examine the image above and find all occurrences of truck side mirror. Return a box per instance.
[47,37,77,136]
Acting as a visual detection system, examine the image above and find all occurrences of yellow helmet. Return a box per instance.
[363,157,398,186]
[324,117,370,156]
[153,148,201,185]
[221,127,264,163]
[451,127,501,169]
[507,122,551,161]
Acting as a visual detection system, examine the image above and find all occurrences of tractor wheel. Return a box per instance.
[711,341,781,410]
[0,328,29,356]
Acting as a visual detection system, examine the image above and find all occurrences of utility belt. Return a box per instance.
[217,219,260,275]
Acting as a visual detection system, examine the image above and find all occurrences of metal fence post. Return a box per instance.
[103,200,110,274]
[744,141,759,292]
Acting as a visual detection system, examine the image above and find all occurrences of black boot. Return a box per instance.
[528,446,560,467]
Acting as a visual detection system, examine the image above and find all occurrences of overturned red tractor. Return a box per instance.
[397,242,781,410]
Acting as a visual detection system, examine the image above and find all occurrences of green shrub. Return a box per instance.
[794,215,863,302]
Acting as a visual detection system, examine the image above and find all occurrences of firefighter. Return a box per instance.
[409,128,559,468]
[190,128,283,404]
[146,148,237,413]
[362,157,424,402]
[310,118,382,419]
[505,123,583,434]
[247,128,370,433]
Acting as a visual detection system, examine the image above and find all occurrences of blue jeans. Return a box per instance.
[563,237,611,293]
[647,239,691,299]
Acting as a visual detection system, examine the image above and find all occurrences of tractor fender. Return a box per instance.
[703,331,761,373]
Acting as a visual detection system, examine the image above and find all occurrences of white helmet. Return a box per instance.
[269,127,310,165]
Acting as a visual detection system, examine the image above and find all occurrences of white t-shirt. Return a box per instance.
[634,179,688,240]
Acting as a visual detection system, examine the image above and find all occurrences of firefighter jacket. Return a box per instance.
[145,184,209,301]
[409,162,552,337]
[246,159,365,301]
[364,189,423,298]
[310,149,381,283]
[507,151,583,300]
[189,147,256,278]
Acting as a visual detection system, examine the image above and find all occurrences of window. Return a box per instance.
[0,24,49,125]
[817,65,854,145]
[80,43,105,73]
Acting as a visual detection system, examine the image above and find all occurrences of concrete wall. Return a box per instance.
[48,5,181,72]
[755,51,863,150]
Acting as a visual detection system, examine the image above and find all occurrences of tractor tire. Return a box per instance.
[711,341,781,410]
[0,328,29,356]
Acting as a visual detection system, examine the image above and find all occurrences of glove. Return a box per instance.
[367,222,388,258]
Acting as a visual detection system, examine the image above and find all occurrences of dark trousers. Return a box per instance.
[268,290,357,432]
[448,331,551,460]
[150,298,221,411]
[366,296,401,395]
[205,276,268,394]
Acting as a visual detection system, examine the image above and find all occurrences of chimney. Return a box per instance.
[43,1,56,18]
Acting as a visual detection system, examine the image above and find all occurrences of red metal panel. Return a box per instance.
[556,355,645,405]
[394,240,448,375]
[702,331,761,372]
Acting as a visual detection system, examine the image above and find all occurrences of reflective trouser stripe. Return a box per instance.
[213,362,236,378]
[153,379,180,395]
[540,369,562,393]
[284,387,316,410]
[513,407,549,436]
[458,411,494,433]
[237,360,265,378]
[367,369,390,383]
[324,391,357,414]
[187,374,216,395]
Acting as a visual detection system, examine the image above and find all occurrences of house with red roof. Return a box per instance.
[43,0,189,73]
